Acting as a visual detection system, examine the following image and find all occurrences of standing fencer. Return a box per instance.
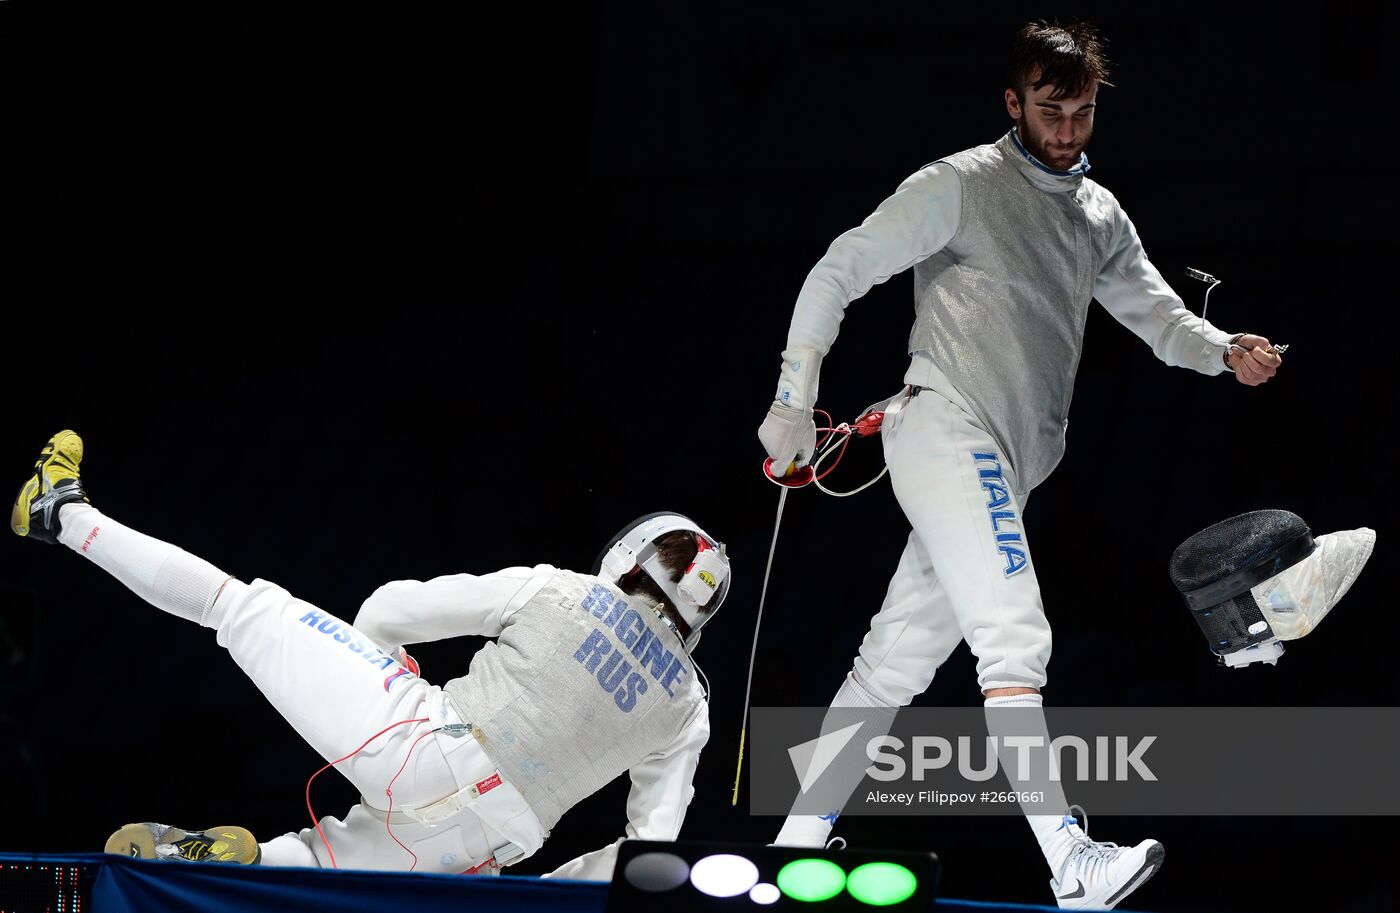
[757,20,1282,909]
[12,430,730,881]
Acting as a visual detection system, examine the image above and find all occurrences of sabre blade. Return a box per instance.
[732,484,789,804]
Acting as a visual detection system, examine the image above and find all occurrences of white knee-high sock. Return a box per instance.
[984,692,1086,875]
[775,671,898,847]
[58,503,232,628]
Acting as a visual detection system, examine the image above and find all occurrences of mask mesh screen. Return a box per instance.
[1169,510,1310,655]
[1169,509,1309,591]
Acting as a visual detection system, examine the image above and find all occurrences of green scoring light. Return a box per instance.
[845,862,917,906]
[776,858,846,902]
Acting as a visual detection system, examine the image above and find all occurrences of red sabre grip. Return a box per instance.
[762,458,815,487]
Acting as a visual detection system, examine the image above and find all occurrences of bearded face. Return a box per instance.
[1006,76,1098,172]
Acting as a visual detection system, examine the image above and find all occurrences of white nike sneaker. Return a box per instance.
[1049,814,1164,909]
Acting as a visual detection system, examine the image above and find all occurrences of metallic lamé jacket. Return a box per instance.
[786,128,1233,492]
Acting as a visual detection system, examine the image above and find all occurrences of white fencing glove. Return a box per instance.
[760,403,816,475]
[757,348,821,474]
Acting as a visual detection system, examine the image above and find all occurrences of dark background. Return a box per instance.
[1,2,1396,911]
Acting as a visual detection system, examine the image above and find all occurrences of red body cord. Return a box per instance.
[764,407,886,487]
[383,727,442,871]
[305,717,430,870]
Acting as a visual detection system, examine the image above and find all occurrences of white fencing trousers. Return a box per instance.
[854,369,1052,700]
[208,578,519,873]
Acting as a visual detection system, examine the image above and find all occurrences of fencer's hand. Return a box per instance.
[399,648,421,677]
[1228,333,1282,386]
[758,401,817,474]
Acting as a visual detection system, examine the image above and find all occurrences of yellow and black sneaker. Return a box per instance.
[11,430,89,544]
[105,823,261,865]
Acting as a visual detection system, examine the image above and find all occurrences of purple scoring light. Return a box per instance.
[624,852,692,892]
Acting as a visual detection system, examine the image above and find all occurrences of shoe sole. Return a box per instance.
[11,431,83,537]
[105,824,260,864]
[10,477,38,536]
[1104,842,1165,908]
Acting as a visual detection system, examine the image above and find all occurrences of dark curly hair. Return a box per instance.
[1008,19,1114,102]
[617,530,704,639]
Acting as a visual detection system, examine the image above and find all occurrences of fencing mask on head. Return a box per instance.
[1169,509,1375,668]
[593,511,731,648]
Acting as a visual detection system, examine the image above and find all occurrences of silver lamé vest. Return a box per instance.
[443,568,705,835]
[910,129,1120,492]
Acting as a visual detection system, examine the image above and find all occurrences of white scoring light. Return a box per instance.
[749,882,781,905]
[689,854,760,898]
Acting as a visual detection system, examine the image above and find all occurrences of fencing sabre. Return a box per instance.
[731,405,888,804]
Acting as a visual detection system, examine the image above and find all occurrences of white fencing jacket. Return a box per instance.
[355,564,708,881]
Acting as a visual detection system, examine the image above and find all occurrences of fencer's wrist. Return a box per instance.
[1222,333,1245,372]
[767,399,809,419]
[776,348,821,411]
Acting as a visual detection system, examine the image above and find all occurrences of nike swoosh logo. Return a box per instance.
[1058,883,1085,900]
